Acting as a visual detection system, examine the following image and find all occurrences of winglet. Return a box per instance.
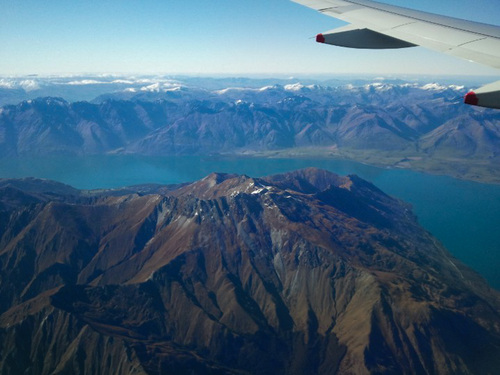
[316,33,325,43]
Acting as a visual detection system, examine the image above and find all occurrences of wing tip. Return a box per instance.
[464,91,479,106]
[316,33,325,43]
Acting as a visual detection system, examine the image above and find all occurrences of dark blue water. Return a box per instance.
[1,155,499,289]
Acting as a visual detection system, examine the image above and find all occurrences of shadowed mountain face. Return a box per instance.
[0,169,499,374]
[2,83,500,183]
[0,84,498,159]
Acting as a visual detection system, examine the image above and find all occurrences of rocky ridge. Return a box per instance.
[0,168,499,374]
[0,84,497,158]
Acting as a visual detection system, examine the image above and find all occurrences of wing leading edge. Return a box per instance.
[292,0,500,109]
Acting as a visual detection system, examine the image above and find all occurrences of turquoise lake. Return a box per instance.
[1,155,499,289]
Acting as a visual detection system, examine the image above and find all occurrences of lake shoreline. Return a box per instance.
[0,154,499,290]
[230,148,500,185]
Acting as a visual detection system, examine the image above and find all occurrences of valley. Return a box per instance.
[1,77,500,183]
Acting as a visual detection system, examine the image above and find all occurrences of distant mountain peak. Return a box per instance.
[2,79,499,184]
[174,172,263,200]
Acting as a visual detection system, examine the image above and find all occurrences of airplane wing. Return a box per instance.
[291,0,500,109]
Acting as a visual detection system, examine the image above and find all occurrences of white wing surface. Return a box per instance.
[292,0,500,109]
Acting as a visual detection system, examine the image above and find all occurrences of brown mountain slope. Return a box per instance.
[0,168,499,374]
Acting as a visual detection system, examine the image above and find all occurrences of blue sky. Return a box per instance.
[1,0,499,76]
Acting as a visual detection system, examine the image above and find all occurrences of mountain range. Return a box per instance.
[1,169,499,374]
[1,81,499,182]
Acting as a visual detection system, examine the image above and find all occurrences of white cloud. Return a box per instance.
[0,79,16,89]
[139,82,182,92]
[67,79,106,85]
[0,78,40,91]
[111,79,135,84]
[19,80,40,91]
[421,83,447,91]
[140,83,161,92]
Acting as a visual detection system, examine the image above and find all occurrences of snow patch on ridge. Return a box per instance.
[284,83,305,91]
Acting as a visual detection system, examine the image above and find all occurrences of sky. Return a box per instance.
[1,0,499,77]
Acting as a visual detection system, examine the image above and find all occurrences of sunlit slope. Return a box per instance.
[1,169,499,374]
